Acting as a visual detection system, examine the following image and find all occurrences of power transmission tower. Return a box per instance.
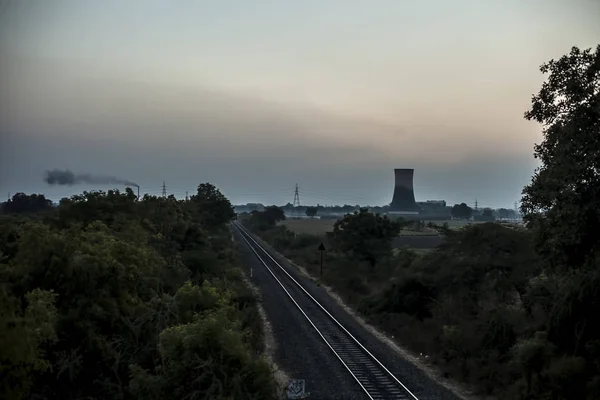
[474,198,478,211]
[293,183,300,207]
[162,181,167,198]
[185,191,189,201]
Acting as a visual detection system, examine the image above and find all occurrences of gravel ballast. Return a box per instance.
[235,228,370,399]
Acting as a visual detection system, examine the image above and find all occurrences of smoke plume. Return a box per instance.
[44,169,139,188]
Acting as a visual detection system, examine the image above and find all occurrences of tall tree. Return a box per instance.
[519,45,600,396]
[247,206,286,230]
[190,183,236,230]
[1,193,54,214]
[520,45,600,270]
[451,203,472,220]
[332,208,401,269]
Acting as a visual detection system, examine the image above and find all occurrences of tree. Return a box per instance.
[497,208,515,219]
[0,288,58,400]
[262,206,286,225]
[248,206,285,230]
[1,193,54,214]
[519,45,600,398]
[481,208,495,221]
[332,208,401,269]
[305,206,318,217]
[451,203,472,220]
[190,183,236,230]
[0,185,278,399]
[521,45,600,269]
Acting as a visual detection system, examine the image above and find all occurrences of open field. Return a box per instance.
[278,219,336,235]
[393,236,445,249]
[279,219,448,249]
[279,219,441,236]
[430,219,484,229]
[394,247,435,256]
[279,218,479,236]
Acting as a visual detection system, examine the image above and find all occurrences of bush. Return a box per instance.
[0,188,278,400]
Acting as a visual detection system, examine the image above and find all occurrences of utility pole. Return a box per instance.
[293,183,300,207]
[318,242,326,280]
[162,181,167,198]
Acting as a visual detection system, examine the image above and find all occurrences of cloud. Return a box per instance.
[1,55,538,207]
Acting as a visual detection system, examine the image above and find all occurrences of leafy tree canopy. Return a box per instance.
[1,193,54,214]
[521,45,600,270]
[451,203,472,220]
[0,186,277,400]
[247,206,286,230]
[332,208,401,268]
[190,183,236,230]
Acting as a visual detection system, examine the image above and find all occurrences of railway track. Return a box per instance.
[233,221,419,400]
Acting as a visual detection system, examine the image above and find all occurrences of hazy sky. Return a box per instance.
[1,0,599,208]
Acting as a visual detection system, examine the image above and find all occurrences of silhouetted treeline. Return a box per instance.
[1,192,55,214]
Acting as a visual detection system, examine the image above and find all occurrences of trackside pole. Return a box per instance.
[318,242,326,280]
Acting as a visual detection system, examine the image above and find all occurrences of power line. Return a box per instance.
[136,184,508,210]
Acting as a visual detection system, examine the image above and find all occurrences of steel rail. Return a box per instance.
[233,221,419,400]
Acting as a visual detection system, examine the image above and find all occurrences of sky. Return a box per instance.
[1,0,599,209]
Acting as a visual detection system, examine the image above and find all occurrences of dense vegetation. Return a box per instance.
[243,45,600,399]
[0,185,278,400]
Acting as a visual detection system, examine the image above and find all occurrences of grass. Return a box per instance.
[278,219,335,236]
[279,218,477,237]
[427,219,483,229]
[394,247,435,256]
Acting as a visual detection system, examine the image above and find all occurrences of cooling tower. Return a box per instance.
[390,169,419,212]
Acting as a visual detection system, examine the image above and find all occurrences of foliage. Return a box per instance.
[518,44,600,399]
[305,206,318,217]
[0,287,58,400]
[521,45,600,271]
[0,185,277,399]
[252,217,545,397]
[450,203,472,220]
[332,208,401,268]
[480,208,495,221]
[496,208,519,220]
[190,183,236,230]
[240,44,600,399]
[1,192,54,214]
[246,206,286,231]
